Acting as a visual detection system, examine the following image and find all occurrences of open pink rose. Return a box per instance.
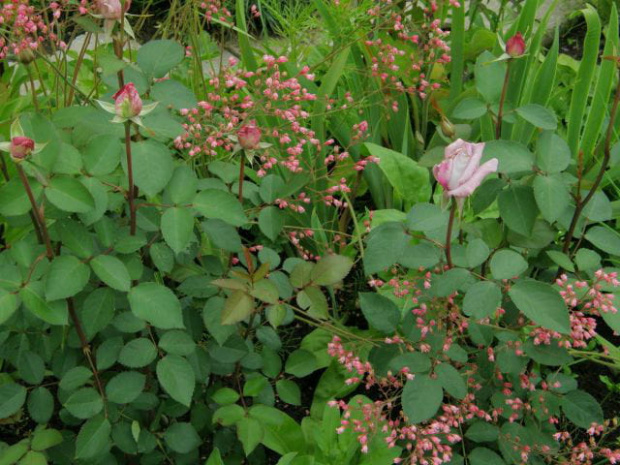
[10,136,35,162]
[433,139,498,198]
[113,83,142,119]
[237,123,261,150]
[96,0,123,19]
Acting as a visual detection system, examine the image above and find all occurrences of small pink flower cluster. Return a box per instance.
[0,0,50,60]
[555,422,620,464]
[199,0,232,24]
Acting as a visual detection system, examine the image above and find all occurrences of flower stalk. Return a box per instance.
[125,121,136,235]
[445,200,456,269]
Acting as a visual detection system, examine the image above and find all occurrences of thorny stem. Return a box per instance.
[125,122,136,235]
[17,164,107,413]
[496,60,511,139]
[445,200,457,269]
[562,69,620,256]
[17,165,53,260]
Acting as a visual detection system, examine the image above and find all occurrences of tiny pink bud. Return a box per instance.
[506,32,526,57]
[10,136,35,162]
[113,83,142,119]
[237,123,262,150]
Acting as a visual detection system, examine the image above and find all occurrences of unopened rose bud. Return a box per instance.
[10,136,35,162]
[17,48,35,65]
[440,118,456,139]
[113,83,142,119]
[506,32,526,57]
[237,123,261,150]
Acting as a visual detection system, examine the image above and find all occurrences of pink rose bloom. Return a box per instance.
[113,83,142,119]
[506,32,526,57]
[237,123,261,150]
[433,139,498,198]
[10,136,35,162]
[96,0,123,19]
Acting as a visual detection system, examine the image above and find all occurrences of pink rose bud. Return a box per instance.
[96,0,123,19]
[237,123,262,150]
[113,83,142,119]
[10,136,35,162]
[433,139,499,198]
[506,32,526,57]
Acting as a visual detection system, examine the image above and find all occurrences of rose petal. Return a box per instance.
[447,158,499,198]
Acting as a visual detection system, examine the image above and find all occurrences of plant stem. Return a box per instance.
[445,200,457,269]
[17,164,107,412]
[562,69,620,255]
[496,60,512,139]
[26,66,40,113]
[124,122,136,235]
[238,152,246,203]
[17,165,53,260]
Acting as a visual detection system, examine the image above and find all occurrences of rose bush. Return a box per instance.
[0,1,619,465]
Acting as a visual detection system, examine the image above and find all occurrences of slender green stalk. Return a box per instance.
[124,122,136,235]
[496,61,512,139]
[17,165,53,260]
[445,200,457,269]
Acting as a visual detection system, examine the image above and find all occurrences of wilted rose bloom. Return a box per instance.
[10,136,35,162]
[433,139,499,198]
[113,83,142,119]
[237,123,261,150]
[506,32,526,57]
[96,0,123,19]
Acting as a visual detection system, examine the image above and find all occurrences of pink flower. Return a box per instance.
[433,139,498,198]
[113,83,142,119]
[10,136,35,162]
[96,0,123,19]
[506,32,526,57]
[237,123,261,150]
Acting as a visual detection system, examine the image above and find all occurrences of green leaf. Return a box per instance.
[211,388,240,405]
[276,380,301,405]
[585,226,620,256]
[435,363,467,400]
[508,280,570,334]
[118,338,157,368]
[483,141,534,175]
[213,404,245,426]
[45,176,95,213]
[59,366,93,392]
[407,203,448,232]
[498,185,538,236]
[166,165,198,204]
[130,141,174,197]
[83,134,121,176]
[128,282,184,329]
[0,177,41,217]
[475,51,506,103]
[465,422,499,443]
[452,98,487,119]
[463,281,501,319]
[205,449,224,465]
[21,282,68,325]
[515,104,557,130]
[221,291,254,325]
[536,132,570,174]
[0,288,19,325]
[137,39,184,78]
[490,249,528,280]
[27,387,54,424]
[237,417,264,456]
[466,239,491,268]
[365,143,430,204]
[45,255,91,300]
[561,390,604,428]
[359,292,401,334]
[402,375,443,424]
[57,219,94,259]
[533,175,570,223]
[164,422,201,454]
[161,207,194,254]
[546,251,575,272]
[156,355,195,407]
[18,351,45,385]
[469,447,506,465]
[285,349,317,378]
[364,222,409,275]
[90,255,131,292]
[310,254,353,286]
[193,189,248,227]
[0,383,27,419]
[152,80,198,110]
[203,219,243,252]
[64,387,103,419]
[259,207,285,241]
[75,415,111,460]
[105,371,146,404]
[159,330,196,356]
[31,428,63,451]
